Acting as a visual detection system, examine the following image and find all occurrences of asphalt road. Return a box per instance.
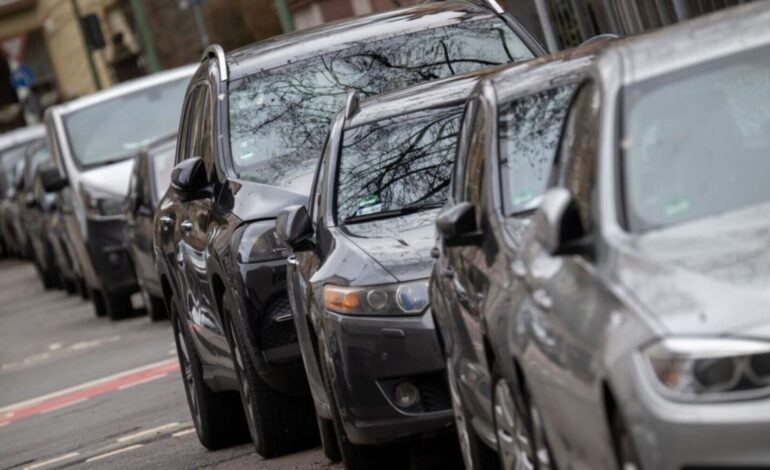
[0,261,339,470]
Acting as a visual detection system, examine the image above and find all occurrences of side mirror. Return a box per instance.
[171,157,210,199]
[533,188,591,257]
[40,166,68,193]
[436,202,481,246]
[275,205,314,251]
[24,192,36,208]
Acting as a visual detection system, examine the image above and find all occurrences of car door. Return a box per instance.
[132,155,157,289]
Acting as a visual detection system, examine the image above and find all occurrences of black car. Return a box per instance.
[125,134,176,321]
[428,45,606,469]
[275,70,489,468]
[155,2,542,458]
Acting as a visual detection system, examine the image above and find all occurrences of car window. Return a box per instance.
[461,101,489,207]
[139,156,152,208]
[337,106,463,224]
[309,136,331,226]
[177,86,199,164]
[557,81,600,232]
[0,144,28,198]
[152,147,176,201]
[63,77,188,168]
[498,84,577,215]
[228,16,533,189]
[454,99,478,201]
[196,87,214,179]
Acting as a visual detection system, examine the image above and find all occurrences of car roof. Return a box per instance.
[47,65,196,118]
[226,2,499,80]
[604,1,770,86]
[0,125,45,154]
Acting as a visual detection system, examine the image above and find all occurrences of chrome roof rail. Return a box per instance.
[201,44,228,82]
[344,91,360,119]
[482,0,504,14]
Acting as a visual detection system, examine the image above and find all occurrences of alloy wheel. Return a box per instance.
[231,326,260,448]
[494,379,535,470]
[528,395,553,469]
[176,319,200,428]
[446,359,474,470]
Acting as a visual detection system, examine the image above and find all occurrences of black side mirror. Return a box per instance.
[436,202,481,246]
[40,166,68,192]
[275,205,314,251]
[533,188,592,257]
[171,157,210,200]
[24,192,36,208]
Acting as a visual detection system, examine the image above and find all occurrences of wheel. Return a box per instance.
[104,292,133,320]
[227,309,319,458]
[172,300,249,450]
[317,330,403,470]
[142,287,167,321]
[317,413,341,463]
[91,289,108,317]
[611,407,642,470]
[447,358,498,470]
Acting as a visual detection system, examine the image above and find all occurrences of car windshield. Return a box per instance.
[337,106,463,224]
[624,46,770,231]
[229,17,533,187]
[64,78,188,169]
[499,84,576,215]
[152,147,176,200]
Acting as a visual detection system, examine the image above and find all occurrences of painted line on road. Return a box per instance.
[116,373,168,390]
[172,428,196,437]
[85,444,143,463]
[116,422,181,443]
[22,451,80,469]
[40,397,88,414]
[0,358,180,427]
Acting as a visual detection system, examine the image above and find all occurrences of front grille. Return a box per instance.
[259,296,297,351]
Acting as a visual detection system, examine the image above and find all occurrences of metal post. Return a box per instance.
[533,0,560,52]
[68,0,102,90]
[191,3,210,48]
[128,0,161,73]
[274,0,294,33]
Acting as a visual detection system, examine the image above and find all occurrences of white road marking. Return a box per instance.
[85,444,143,463]
[48,343,62,351]
[172,428,196,437]
[116,373,167,390]
[116,422,181,443]
[0,358,177,414]
[40,397,88,414]
[22,452,80,469]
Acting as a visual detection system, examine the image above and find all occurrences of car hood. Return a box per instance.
[228,171,314,223]
[613,202,770,337]
[79,158,135,197]
[341,210,437,282]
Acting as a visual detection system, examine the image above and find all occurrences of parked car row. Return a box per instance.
[1,0,768,469]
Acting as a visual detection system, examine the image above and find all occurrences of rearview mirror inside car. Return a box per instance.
[436,202,481,246]
[275,205,314,251]
[40,165,68,192]
[533,188,592,257]
[171,157,210,200]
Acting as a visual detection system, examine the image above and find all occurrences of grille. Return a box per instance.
[258,296,297,351]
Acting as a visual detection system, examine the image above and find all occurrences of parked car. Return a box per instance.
[124,134,176,320]
[43,179,87,298]
[0,125,45,258]
[275,68,494,468]
[41,65,195,320]
[439,3,770,470]
[156,1,543,458]
[429,43,605,470]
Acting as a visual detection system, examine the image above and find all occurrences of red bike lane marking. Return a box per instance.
[0,359,180,427]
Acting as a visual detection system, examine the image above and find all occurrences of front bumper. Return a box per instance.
[85,217,137,296]
[619,354,770,469]
[322,308,453,446]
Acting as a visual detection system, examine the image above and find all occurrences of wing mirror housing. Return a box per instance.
[436,202,482,246]
[171,157,210,200]
[275,205,314,251]
[40,165,68,192]
[533,188,592,257]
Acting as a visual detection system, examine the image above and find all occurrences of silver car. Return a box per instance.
[506,3,770,469]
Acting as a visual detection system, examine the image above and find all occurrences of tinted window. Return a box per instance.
[64,77,188,168]
[461,103,488,206]
[229,17,533,187]
[337,106,463,223]
[152,148,176,201]
[624,46,770,231]
[499,84,576,214]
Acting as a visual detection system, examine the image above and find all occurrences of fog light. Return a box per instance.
[393,382,420,408]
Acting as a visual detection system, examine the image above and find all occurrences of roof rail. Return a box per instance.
[201,44,228,81]
[431,0,504,14]
[344,91,360,119]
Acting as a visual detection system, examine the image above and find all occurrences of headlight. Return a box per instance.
[81,184,125,217]
[643,338,770,400]
[236,220,288,263]
[323,280,429,316]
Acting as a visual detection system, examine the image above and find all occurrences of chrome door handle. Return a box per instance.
[180,220,193,232]
[532,289,553,310]
[160,215,173,228]
[287,255,299,266]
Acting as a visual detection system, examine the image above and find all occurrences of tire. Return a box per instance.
[105,292,133,321]
[172,300,249,450]
[142,287,167,322]
[91,289,108,317]
[318,414,341,463]
[227,309,319,458]
[78,278,90,300]
[447,358,498,470]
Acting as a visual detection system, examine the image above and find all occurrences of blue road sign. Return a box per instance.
[10,64,34,89]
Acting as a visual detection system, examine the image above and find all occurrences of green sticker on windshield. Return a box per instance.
[664,197,690,217]
[356,194,382,216]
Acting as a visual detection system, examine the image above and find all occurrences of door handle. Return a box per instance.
[430,247,440,259]
[287,255,299,266]
[180,220,193,232]
[159,216,173,229]
[532,289,553,310]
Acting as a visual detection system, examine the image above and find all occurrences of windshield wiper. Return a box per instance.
[343,201,444,225]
